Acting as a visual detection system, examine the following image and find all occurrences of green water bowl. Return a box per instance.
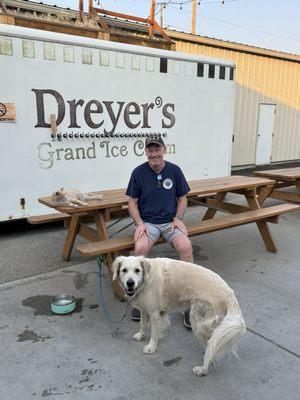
[51,294,76,314]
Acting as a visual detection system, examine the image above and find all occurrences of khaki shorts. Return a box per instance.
[145,222,186,245]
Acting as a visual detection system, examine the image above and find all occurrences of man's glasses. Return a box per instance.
[157,174,162,189]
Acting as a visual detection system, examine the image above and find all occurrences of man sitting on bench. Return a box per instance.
[126,134,193,327]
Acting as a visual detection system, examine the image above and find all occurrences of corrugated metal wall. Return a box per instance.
[174,40,300,166]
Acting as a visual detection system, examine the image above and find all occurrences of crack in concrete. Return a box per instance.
[247,327,300,358]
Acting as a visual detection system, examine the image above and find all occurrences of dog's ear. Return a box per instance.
[112,256,123,281]
[140,257,151,275]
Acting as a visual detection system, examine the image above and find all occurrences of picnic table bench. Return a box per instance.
[76,203,298,256]
[27,212,71,225]
[254,167,300,203]
[38,175,300,299]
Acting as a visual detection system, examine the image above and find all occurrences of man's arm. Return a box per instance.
[175,195,187,220]
[172,195,188,234]
[128,197,143,225]
[128,196,148,241]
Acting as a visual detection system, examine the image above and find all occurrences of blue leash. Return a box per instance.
[97,255,130,323]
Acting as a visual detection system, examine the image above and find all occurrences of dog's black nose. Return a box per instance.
[126,279,135,288]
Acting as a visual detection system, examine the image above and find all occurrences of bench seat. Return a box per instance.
[76,203,300,257]
[27,207,129,225]
[27,213,70,224]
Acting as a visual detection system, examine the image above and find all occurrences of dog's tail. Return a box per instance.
[203,294,246,372]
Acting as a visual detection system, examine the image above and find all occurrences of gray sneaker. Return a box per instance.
[131,308,140,321]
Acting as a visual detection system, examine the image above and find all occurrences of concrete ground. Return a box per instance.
[0,190,300,399]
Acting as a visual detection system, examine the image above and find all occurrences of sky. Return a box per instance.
[30,0,300,55]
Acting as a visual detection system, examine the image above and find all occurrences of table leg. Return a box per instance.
[202,208,217,220]
[245,190,277,253]
[257,184,276,206]
[92,211,125,301]
[92,210,109,239]
[256,221,277,253]
[202,192,226,220]
[62,214,80,261]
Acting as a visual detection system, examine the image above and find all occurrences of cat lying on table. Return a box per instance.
[51,188,103,208]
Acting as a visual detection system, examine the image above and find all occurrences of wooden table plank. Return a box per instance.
[269,190,300,203]
[254,167,300,203]
[39,188,127,213]
[188,176,275,195]
[254,167,300,180]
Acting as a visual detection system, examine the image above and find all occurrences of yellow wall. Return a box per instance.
[174,40,300,166]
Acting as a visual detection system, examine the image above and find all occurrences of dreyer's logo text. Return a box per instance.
[32,89,176,134]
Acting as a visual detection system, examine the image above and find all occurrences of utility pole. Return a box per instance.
[78,0,84,22]
[191,0,197,35]
[159,3,163,27]
[149,0,156,37]
[88,0,93,16]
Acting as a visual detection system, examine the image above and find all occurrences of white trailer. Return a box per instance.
[0,24,235,222]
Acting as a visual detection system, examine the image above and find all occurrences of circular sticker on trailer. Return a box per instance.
[163,178,173,189]
[0,103,7,117]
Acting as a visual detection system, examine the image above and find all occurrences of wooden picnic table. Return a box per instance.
[39,175,280,262]
[254,167,300,203]
[39,175,300,299]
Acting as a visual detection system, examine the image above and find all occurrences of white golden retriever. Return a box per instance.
[112,256,246,376]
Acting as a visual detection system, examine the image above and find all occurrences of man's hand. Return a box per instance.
[172,218,188,235]
[134,223,148,241]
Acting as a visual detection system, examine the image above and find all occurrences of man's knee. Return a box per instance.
[135,237,152,256]
[174,235,192,252]
[173,235,193,261]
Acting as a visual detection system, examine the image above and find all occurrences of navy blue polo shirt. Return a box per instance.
[126,161,190,224]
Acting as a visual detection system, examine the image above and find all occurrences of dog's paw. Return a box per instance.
[192,366,208,377]
[133,332,145,342]
[143,344,156,354]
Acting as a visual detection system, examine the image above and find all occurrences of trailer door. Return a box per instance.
[255,103,276,165]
